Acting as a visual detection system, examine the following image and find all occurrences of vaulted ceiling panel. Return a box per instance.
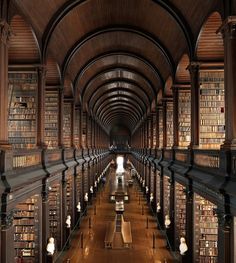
[12,0,223,134]
[14,0,67,35]
[9,15,40,63]
[66,31,170,87]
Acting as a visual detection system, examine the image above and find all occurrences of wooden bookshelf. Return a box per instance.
[158,109,163,148]
[150,170,154,195]
[178,90,191,147]
[63,103,72,148]
[8,72,37,149]
[84,168,89,195]
[199,71,225,149]
[174,182,186,248]
[163,175,170,217]
[76,168,82,205]
[74,108,80,148]
[66,170,73,218]
[48,181,61,250]
[14,195,40,263]
[156,171,161,203]
[166,101,174,148]
[153,114,157,148]
[82,112,87,148]
[194,193,218,263]
[45,89,59,149]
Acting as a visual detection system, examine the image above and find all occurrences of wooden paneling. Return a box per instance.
[14,0,67,35]
[175,54,190,83]
[64,77,73,97]
[169,0,220,39]
[46,55,61,85]
[164,76,173,96]
[9,15,40,63]
[196,12,223,60]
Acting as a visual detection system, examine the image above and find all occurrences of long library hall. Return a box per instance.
[0,1,236,263]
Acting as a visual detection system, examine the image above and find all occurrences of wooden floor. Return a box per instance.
[58,169,179,263]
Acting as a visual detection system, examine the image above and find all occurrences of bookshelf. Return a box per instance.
[199,71,225,149]
[178,90,191,147]
[156,171,161,203]
[82,112,87,148]
[174,182,186,248]
[48,181,61,250]
[158,109,163,148]
[83,168,89,195]
[166,101,174,148]
[150,170,154,194]
[153,114,157,148]
[66,170,73,218]
[74,108,80,148]
[8,72,37,149]
[163,175,170,217]
[76,168,82,205]
[63,103,72,148]
[14,195,40,263]
[45,89,59,149]
[194,193,218,263]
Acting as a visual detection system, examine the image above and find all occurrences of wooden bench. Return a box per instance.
[104,222,115,248]
[121,221,132,248]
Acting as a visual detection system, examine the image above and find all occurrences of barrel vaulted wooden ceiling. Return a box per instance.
[9,0,224,134]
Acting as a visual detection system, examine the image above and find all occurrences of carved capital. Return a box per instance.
[2,209,15,229]
[37,66,47,79]
[42,188,49,202]
[219,16,236,39]
[187,62,200,75]
[0,19,11,45]
[214,209,232,230]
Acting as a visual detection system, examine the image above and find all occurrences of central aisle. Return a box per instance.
[60,167,178,263]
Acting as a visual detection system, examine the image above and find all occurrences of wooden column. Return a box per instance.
[188,62,200,148]
[219,17,236,149]
[42,189,49,263]
[216,209,232,263]
[185,188,193,263]
[0,20,10,147]
[1,209,15,263]
[0,20,12,173]
[37,66,46,147]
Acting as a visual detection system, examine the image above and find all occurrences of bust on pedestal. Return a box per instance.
[77,202,81,228]
[65,215,71,249]
[46,237,55,263]
[84,192,88,215]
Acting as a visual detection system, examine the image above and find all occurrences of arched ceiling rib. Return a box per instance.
[82,68,154,104]
[61,26,175,79]
[99,104,141,124]
[75,53,162,90]
[87,83,150,112]
[105,113,136,131]
[94,96,145,120]
[13,0,222,134]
